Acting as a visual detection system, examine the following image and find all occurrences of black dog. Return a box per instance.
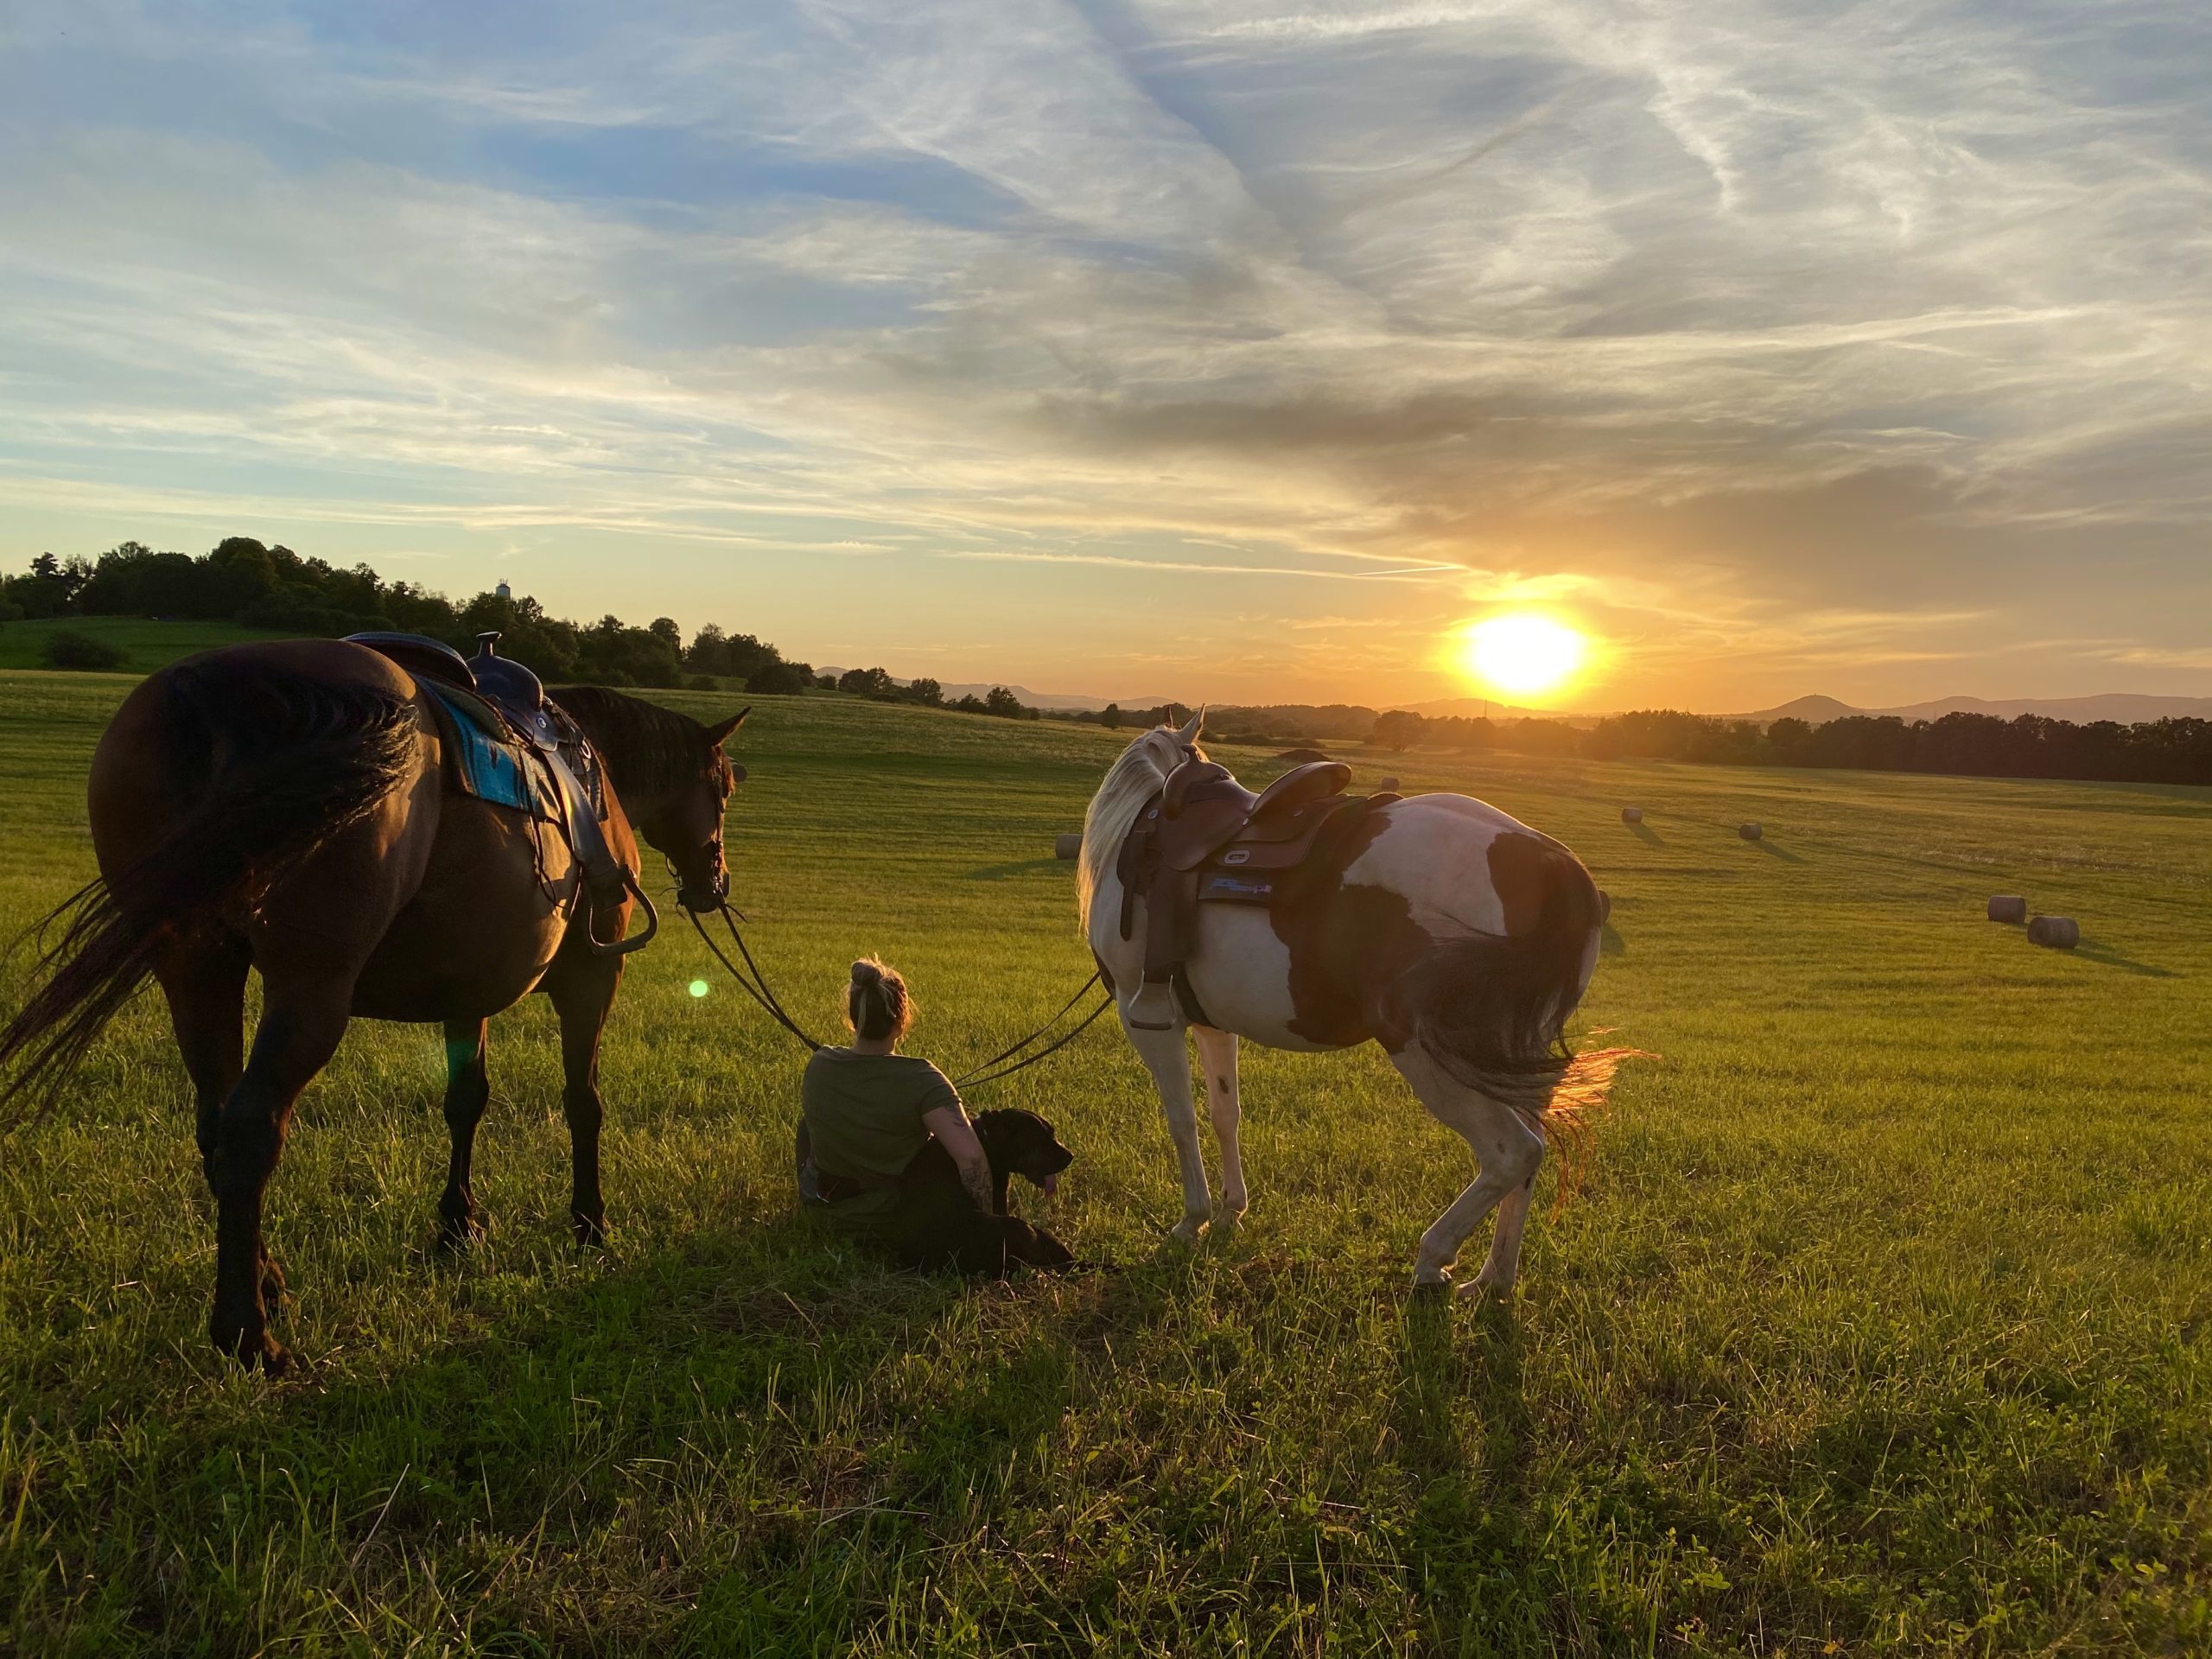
[888,1109,1077,1276]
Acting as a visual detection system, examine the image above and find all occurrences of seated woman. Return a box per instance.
[800,957,1072,1275]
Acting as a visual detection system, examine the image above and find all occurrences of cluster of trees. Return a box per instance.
[3,539,1061,718]
[1365,705,2212,787]
[1,539,828,693]
[832,666,1038,719]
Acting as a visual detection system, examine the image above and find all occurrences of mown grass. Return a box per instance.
[0,670,2206,1656]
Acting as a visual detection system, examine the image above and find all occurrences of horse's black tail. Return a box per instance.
[0,662,418,1117]
[1386,840,1640,1153]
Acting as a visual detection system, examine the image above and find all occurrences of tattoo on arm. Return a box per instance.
[960,1159,994,1214]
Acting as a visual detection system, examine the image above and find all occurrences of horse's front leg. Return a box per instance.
[545,955,620,1246]
[1121,1012,1211,1242]
[1190,1024,1247,1224]
[437,1017,491,1248]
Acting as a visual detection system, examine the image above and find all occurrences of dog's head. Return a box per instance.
[972,1109,1075,1198]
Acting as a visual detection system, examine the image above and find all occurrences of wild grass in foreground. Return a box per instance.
[0,671,2206,1654]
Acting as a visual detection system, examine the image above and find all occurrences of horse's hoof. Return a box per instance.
[436,1211,484,1253]
[213,1318,289,1375]
[572,1213,608,1249]
[1167,1217,1209,1246]
[1458,1278,1502,1302]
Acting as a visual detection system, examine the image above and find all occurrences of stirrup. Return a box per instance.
[1125,979,1179,1031]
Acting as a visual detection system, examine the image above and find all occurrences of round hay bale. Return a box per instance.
[1052,832,1084,861]
[1620,805,1643,824]
[1738,822,1763,841]
[2027,915,2080,950]
[1597,889,1612,925]
[1376,775,1400,791]
[1986,895,2028,925]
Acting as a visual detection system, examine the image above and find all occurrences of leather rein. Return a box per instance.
[682,898,1112,1093]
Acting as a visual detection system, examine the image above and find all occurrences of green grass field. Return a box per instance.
[0,670,2206,1655]
[0,616,282,673]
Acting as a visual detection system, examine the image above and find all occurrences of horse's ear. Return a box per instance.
[1176,705,1205,743]
[706,708,750,747]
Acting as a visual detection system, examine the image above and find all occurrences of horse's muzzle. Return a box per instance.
[678,871,728,913]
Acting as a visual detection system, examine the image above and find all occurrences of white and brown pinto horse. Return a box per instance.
[1080,714,1631,1296]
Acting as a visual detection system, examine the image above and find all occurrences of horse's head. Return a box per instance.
[643,707,748,913]
[555,687,752,914]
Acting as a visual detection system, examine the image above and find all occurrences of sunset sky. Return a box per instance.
[2,3,2206,709]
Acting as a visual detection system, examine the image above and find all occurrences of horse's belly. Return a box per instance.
[1184,906,1354,1053]
[350,800,575,1020]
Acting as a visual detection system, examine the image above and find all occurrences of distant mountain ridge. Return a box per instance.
[1733,692,2212,725]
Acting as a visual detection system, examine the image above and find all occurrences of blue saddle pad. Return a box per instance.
[423,683,539,815]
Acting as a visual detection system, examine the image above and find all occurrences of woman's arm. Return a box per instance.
[922,1105,994,1214]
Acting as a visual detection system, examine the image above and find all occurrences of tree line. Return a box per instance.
[2,541,1039,716]
[1367,707,2212,787]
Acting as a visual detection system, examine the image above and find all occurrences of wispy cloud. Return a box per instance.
[0,0,2204,705]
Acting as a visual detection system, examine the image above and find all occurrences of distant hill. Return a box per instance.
[1733,692,2212,725]
[1401,695,1588,721]
[819,671,1173,712]
[0,615,281,674]
[936,683,1176,713]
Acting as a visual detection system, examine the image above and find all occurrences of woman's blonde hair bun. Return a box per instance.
[842,955,912,1042]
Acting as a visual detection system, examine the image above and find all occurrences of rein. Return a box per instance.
[686,905,823,1052]
[685,902,1111,1092]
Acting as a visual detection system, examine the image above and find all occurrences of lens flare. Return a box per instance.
[1458,613,1588,697]
[688,979,711,999]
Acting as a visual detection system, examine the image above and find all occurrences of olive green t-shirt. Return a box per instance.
[801,1048,961,1234]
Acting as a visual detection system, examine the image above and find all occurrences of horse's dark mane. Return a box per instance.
[549,685,712,799]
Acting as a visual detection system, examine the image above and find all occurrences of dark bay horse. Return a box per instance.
[0,639,747,1371]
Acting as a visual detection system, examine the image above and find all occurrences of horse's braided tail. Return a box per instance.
[1385,841,1645,1193]
[0,664,418,1120]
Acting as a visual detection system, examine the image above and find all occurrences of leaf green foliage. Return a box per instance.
[0,675,2206,1655]
[0,541,813,694]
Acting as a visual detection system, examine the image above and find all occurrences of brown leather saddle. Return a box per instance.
[346,631,652,955]
[1116,758,1399,1005]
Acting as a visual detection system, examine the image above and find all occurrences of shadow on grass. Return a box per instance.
[1394,1290,1529,1489]
[126,1198,1220,1653]
[1599,922,1625,957]
[2074,939,2178,979]
[1627,821,1666,847]
[964,858,1065,881]
[1750,837,1806,863]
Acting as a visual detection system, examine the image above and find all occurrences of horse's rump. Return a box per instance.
[0,654,420,1114]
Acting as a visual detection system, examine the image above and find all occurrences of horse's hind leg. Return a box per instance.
[1477,1175,1539,1294]
[1389,1043,1543,1296]
[154,933,289,1307]
[545,954,620,1246]
[1191,1024,1247,1223]
[154,931,250,1188]
[437,1017,490,1248]
[207,983,352,1372]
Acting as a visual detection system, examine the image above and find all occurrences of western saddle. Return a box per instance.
[346,631,652,955]
[1116,755,1397,1029]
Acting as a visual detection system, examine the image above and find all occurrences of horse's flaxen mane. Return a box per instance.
[1077,728,1179,932]
[550,685,717,800]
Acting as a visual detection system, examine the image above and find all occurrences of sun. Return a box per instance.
[1457,613,1589,699]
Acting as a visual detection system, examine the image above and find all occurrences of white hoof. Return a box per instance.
[1169,1215,1210,1245]
[1412,1262,1452,1289]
